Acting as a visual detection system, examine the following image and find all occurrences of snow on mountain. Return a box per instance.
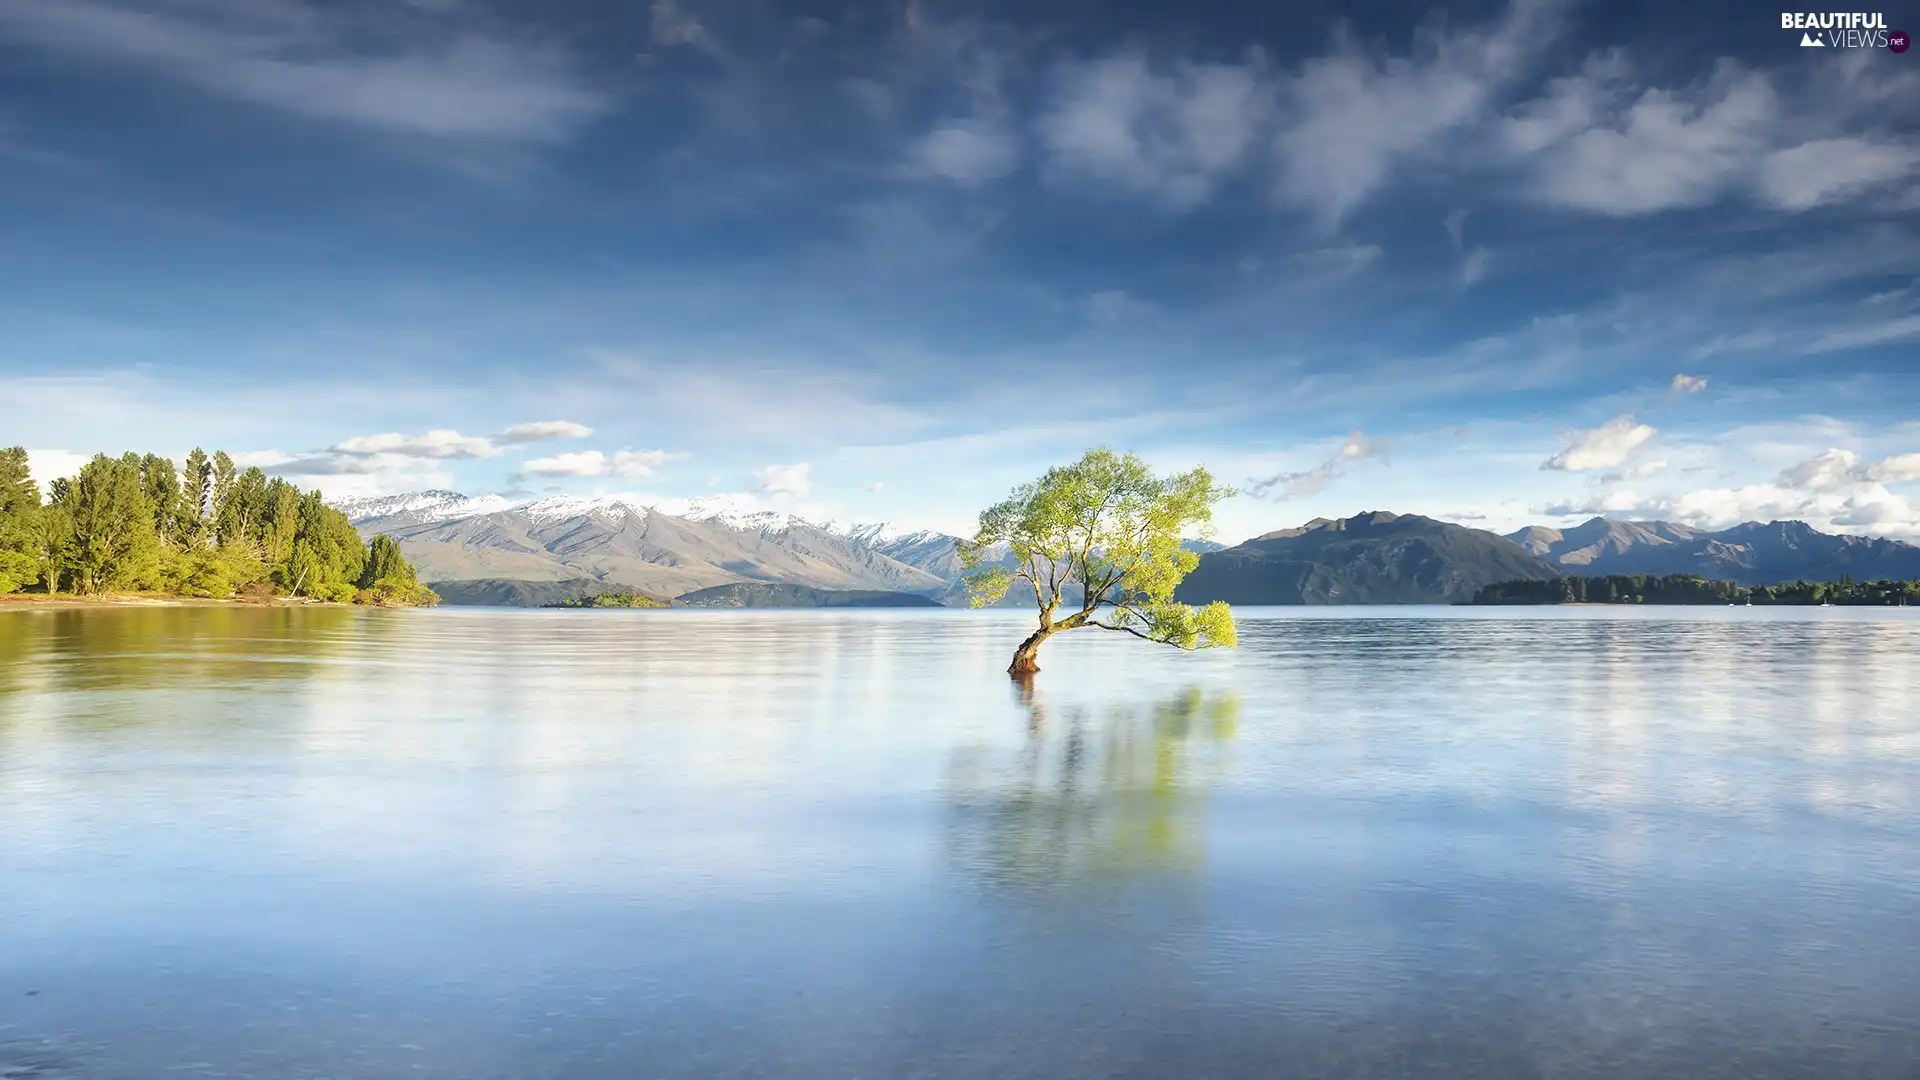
[331,488,950,549]
[332,490,514,526]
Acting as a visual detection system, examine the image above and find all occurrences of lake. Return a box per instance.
[3,605,1919,1079]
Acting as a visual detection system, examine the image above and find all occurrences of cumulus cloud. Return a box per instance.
[753,462,812,498]
[1668,373,1709,396]
[1540,414,1656,471]
[1248,430,1391,499]
[519,449,685,478]
[1038,52,1272,211]
[0,0,609,145]
[499,420,593,441]
[1538,483,1816,526]
[1778,448,1920,491]
[331,428,499,459]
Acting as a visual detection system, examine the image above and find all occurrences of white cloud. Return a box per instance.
[331,428,498,459]
[1808,315,1920,353]
[648,0,708,50]
[1668,373,1709,396]
[1779,448,1920,490]
[1541,414,1656,471]
[1038,52,1271,211]
[753,462,812,498]
[1460,246,1492,287]
[1274,0,1562,225]
[1756,138,1920,211]
[911,122,1019,185]
[1506,59,1918,216]
[1523,66,1776,215]
[228,448,454,496]
[24,449,90,492]
[866,481,890,492]
[1867,453,1920,484]
[0,0,608,146]
[1600,460,1668,483]
[499,420,593,441]
[519,451,606,477]
[520,449,685,478]
[1248,430,1391,499]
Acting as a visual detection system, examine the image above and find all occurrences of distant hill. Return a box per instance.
[675,583,944,608]
[1506,516,1920,584]
[427,577,604,607]
[1175,511,1556,604]
[337,492,949,601]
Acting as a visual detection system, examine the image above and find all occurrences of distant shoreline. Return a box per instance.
[0,593,356,611]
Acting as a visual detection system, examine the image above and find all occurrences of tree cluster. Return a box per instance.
[1472,573,1920,606]
[544,588,668,609]
[0,446,436,605]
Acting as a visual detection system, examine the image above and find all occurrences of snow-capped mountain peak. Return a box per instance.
[330,490,514,526]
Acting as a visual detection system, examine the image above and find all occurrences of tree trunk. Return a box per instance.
[1008,627,1052,675]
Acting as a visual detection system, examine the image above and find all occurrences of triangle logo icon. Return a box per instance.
[1801,31,1825,45]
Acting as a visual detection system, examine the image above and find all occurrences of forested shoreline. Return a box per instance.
[1473,574,1920,606]
[0,446,436,605]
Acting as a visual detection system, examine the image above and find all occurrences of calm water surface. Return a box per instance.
[3,606,1919,1079]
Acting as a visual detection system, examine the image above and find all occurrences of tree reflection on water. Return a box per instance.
[943,682,1240,898]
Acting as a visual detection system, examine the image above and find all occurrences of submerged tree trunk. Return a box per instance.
[1008,626,1053,675]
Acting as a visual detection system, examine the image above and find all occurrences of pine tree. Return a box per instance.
[0,446,40,593]
[180,448,211,548]
[210,451,237,544]
[360,534,414,587]
[56,454,159,593]
[139,454,183,545]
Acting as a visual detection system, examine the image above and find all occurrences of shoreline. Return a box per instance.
[0,593,352,611]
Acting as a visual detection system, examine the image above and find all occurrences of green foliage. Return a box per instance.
[1474,574,1920,606]
[0,446,40,594]
[355,578,441,607]
[10,444,431,605]
[58,454,160,592]
[961,447,1237,668]
[546,588,667,608]
[360,534,414,587]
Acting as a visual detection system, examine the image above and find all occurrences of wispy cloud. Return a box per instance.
[1275,0,1563,226]
[0,0,609,145]
[1808,315,1920,353]
[499,420,593,441]
[331,428,499,459]
[1541,414,1656,471]
[1038,52,1271,211]
[754,462,812,498]
[1248,430,1391,499]
[519,449,686,478]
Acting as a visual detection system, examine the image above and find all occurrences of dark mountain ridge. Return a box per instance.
[1507,516,1920,584]
[1176,511,1556,605]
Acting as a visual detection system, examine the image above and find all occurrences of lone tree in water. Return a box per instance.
[960,448,1237,676]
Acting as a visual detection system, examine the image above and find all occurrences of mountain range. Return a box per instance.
[334,491,1920,606]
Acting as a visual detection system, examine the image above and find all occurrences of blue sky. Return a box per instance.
[2,0,1917,541]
